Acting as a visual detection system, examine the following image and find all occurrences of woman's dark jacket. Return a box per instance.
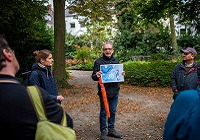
[170,60,199,92]
[0,74,73,140]
[29,62,60,103]
[91,54,120,98]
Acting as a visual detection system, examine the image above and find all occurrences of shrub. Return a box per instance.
[78,61,94,71]
[123,60,179,87]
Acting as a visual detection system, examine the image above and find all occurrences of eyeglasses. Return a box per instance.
[103,48,113,51]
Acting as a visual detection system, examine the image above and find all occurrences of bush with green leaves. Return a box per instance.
[177,35,200,59]
[123,60,179,87]
[75,46,92,64]
[78,61,94,71]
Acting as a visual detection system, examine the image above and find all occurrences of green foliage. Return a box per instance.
[75,46,92,64]
[176,34,200,59]
[133,0,200,33]
[78,61,94,71]
[114,0,172,62]
[177,34,200,49]
[65,33,91,57]
[65,69,70,79]
[114,24,171,62]
[0,0,53,76]
[124,60,179,87]
[85,20,114,49]
[150,54,172,61]
[66,0,114,23]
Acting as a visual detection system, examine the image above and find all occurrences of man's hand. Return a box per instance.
[96,71,102,78]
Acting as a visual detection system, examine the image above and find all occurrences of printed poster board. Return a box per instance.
[100,64,124,83]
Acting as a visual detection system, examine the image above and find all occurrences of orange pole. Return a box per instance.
[98,77,110,118]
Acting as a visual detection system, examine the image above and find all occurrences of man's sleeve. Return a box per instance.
[170,66,177,92]
[91,61,99,81]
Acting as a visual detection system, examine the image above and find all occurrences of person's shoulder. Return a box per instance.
[178,89,200,101]
[173,63,182,68]
[31,69,41,76]
[95,57,103,62]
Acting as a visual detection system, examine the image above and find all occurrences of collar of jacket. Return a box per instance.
[38,62,46,68]
[103,53,114,60]
[37,63,53,78]
[0,74,20,84]
[181,60,197,68]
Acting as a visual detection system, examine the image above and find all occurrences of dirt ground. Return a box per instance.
[61,70,174,140]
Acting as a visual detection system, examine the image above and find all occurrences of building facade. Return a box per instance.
[46,0,87,36]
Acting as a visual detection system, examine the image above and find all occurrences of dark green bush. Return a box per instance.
[123,60,179,87]
[150,53,172,61]
[78,61,94,71]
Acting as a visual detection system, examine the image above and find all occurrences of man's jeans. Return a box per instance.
[99,93,119,131]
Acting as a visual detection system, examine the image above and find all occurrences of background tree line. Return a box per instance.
[0,0,199,87]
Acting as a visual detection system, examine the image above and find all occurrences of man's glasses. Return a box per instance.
[103,48,113,51]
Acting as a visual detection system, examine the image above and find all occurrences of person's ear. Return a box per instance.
[40,58,45,64]
[2,49,12,62]
[191,54,195,59]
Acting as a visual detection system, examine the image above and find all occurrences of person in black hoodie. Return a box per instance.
[91,42,125,140]
[0,35,73,140]
[29,49,64,104]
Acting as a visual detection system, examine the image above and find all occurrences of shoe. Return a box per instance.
[108,128,123,139]
[100,130,107,140]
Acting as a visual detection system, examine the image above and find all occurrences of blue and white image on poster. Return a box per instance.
[100,64,124,83]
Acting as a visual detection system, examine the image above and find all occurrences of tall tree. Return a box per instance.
[66,0,115,23]
[53,0,66,87]
[169,15,178,53]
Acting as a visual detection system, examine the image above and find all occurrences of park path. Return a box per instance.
[62,70,173,140]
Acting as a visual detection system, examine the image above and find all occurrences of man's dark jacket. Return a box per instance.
[91,54,120,98]
[170,60,199,92]
[0,74,73,140]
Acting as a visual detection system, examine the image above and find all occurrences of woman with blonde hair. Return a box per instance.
[29,49,64,104]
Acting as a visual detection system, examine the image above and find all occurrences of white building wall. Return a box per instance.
[48,0,87,36]
[65,17,87,36]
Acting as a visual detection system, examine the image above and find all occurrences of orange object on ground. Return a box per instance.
[98,77,110,118]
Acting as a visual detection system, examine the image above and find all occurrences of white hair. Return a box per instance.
[102,42,113,48]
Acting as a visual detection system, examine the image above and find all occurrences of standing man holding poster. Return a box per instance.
[91,42,125,140]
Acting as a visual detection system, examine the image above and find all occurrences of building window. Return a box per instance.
[70,23,75,28]
[79,21,85,28]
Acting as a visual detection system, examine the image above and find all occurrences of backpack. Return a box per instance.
[20,69,42,86]
[27,86,76,140]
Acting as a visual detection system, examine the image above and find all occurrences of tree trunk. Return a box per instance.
[53,0,66,88]
[169,15,178,54]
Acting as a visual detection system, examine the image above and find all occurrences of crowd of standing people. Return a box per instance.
[1,34,200,140]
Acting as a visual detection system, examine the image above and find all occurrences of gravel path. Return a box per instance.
[62,70,173,140]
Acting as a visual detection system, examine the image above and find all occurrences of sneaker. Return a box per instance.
[100,130,107,140]
[108,128,123,139]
